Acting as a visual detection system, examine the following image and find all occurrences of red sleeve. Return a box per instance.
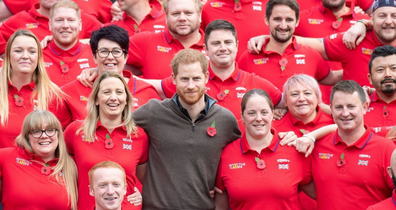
[313,50,331,81]
[300,155,313,186]
[215,157,226,191]
[0,13,25,53]
[382,141,396,189]
[161,76,176,98]
[127,32,151,68]
[80,12,103,39]
[96,0,113,23]
[254,75,283,107]
[0,34,5,55]
[3,0,36,14]
[134,79,161,101]
[237,50,250,72]
[356,0,373,12]
[50,98,73,130]
[323,33,350,63]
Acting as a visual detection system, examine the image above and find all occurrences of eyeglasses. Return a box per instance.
[30,128,58,138]
[96,48,125,58]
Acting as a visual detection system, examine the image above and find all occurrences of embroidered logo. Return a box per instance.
[277,159,290,163]
[45,62,53,68]
[210,2,224,7]
[294,54,305,58]
[359,154,371,158]
[253,58,269,65]
[296,59,305,64]
[77,58,89,62]
[157,46,172,53]
[362,48,373,55]
[122,138,133,143]
[330,34,337,39]
[16,157,32,166]
[319,153,333,159]
[278,164,289,169]
[308,19,323,25]
[80,96,88,101]
[229,163,245,169]
[26,23,39,29]
[358,160,369,166]
[236,87,246,91]
[79,63,90,69]
[132,98,139,108]
[252,1,262,11]
[123,144,132,150]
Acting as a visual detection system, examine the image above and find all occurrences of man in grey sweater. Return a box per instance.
[133,48,241,210]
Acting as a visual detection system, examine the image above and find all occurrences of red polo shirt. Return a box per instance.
[216,129,312,210]
[61,71,160,122]
[367,189,396,210]
[65,120,148,210]
[0,81,71,148]
[106,5,166,37]
[364,92,396,137]
[273,106,334,137]
[201,0,269,60]
[323,30,383,87]
[312,127,396,210]
[3,0,113,23]
[127,29,206,79]
[0,3,102,55]
[0,147,71,210]
[43,40,96,87]
[238,36,330,91]
[161,63,282,127]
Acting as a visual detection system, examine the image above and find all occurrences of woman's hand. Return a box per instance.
[279,131,297,146]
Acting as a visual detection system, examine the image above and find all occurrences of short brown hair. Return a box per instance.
[171,49,208,76]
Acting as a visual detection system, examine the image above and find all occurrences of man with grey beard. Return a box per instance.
[364,45,396,137]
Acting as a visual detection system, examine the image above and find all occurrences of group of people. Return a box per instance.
[0,0,396,209]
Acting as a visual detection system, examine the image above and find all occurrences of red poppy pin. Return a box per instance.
[337,152,346,167]
[384,106,389,118]
[14,94,24,107]
[332,18,343,30]
[279,58,288,71]
[207,121,217,137]
[60,61,69,74]
[41,163,51,175]
[217,90,229,101]
[234,0,242,11]
[105,134,114,149]
[134,24,141,33]
[255,157,266,170]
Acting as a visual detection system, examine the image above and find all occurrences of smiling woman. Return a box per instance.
[0,30,70,149]
[0,110,78,210]
[64,71,148,210]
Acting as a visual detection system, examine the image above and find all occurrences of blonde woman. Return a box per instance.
[64,71,147,210]
[0,30,70,148]
[0,110,78,209]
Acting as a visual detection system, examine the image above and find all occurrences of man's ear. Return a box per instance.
[89,185,94,196]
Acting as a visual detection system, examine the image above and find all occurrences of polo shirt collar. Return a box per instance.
[29,3,48,20]
[18,146,59,165]
[123,4,160,22]
[208,63,241,82]
[370,91,396,104]
[122,70,137,94]
[261,36,299,54]
[96,120,127,131]
[333,125,373,149]
[319,0,355,18]
[8,80,36,90]
[288,106,323,126]
[49,39,82,56]
[240,128,280,154]
[164,28,205,47]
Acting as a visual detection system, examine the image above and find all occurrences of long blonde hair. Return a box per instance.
[16,110,78,210]
[78,71,137,142]
[0,30,64,125]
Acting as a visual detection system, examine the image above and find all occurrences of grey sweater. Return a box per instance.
[133,94,241,210]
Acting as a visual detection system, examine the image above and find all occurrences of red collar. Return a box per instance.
[208,63,240,82]
[164,28,205,48]
[29,3,48,20]
[240,128,280,154]
[8,80,36,90]
[261,36,300,54]
[333,125,372,149]
[288,106,324,126]
[49,39,82,56]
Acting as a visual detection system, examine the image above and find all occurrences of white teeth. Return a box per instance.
[108,104,119,107]
[105,64,116,67]
[39,142,50,145]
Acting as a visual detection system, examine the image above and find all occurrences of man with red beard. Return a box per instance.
[43,1,96,87]
[132,49,241,209]
[364,45,396,137]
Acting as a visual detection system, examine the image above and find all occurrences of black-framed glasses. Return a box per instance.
[30,128,58,138]
[96,48,125,58]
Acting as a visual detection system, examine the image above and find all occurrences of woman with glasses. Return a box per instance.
[0,110,78,210]
[61,25,160,122]
[64,71,147,210]
[215,89,314,210]
[0,30,69,148]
